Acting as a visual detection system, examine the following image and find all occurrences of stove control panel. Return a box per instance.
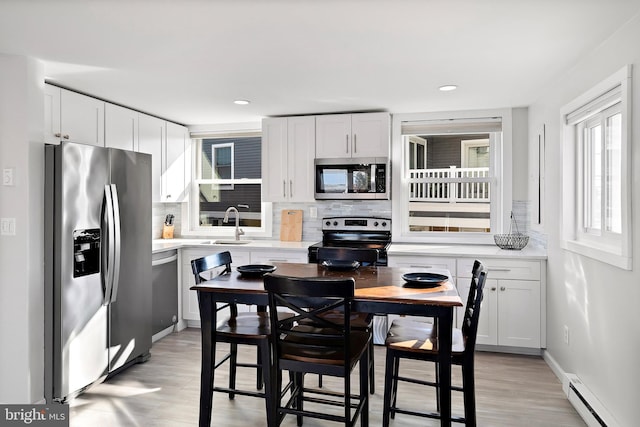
[322,216,391,232]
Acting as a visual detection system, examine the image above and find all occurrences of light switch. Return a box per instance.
[2,168,14,186]
[0,218,16,235]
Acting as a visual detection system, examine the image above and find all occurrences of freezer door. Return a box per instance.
[49,142,111,400]
[108,148,152,372]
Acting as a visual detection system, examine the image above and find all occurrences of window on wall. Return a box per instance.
[392,112,508,244]
[561,65,631,269]
[192,135,265,231]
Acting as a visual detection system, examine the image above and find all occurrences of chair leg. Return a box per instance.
[229,343,238,400]
[382,349,395,427]
[295,372,304,427]
[369,339,375,394]
[390,355,400,418]
[359,350,370,427]
[256,346,264,390]
[462,361,477,427]
[435,361,440,412]
[260,341,274,427]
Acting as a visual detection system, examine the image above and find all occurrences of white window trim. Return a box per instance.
[211,142,235,189]
[560,65,632,270]
[460,139,490,168]
[181,131,273,238]
[391,108,512,244]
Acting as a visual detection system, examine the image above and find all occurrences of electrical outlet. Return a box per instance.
[0,218,16,235]
[309,206,318,219]
[3,168,14,186]
[563,325,570,345]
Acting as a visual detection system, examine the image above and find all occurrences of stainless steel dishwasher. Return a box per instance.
[151,250,178,337]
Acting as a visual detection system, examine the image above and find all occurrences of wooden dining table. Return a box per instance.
[191,262,463,427]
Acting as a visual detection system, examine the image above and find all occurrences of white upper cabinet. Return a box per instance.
[164,121,189,202]
[45,85,105,146]
[315,112,390,159]
[105,103,138,151]
[262,116,315,202]
[44,84,61,145]
[60,88,105,146]
[138,113,165,202]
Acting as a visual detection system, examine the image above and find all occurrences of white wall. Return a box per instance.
[528,14,640,426]
[0,55,45,403]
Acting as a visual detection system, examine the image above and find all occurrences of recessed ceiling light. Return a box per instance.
[439,85,458,92]
[233,99,250,105]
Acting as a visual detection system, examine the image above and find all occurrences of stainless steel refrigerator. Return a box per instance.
[44,141,152,403]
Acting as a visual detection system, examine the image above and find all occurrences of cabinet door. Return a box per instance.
[44,84,61,144]
[458,277,499,345]
[105,103,138,151]
[164,122,187,202]
[497,280,541,348]
[138,114,165,203]
[60,88,105,146]
[182,248,251,322]
[287,116,315,202]
[262,118,288,202]
[351,112,390,158]
[315,114,352,158]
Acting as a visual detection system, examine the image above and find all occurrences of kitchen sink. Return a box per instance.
[200,240,252,245]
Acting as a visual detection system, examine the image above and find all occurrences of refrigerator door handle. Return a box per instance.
[102,184,116,305]
[109,184,122,303]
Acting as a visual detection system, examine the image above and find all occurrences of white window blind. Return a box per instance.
[564,85,621,125]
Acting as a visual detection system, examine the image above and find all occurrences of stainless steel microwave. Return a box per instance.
[315,157,389,200]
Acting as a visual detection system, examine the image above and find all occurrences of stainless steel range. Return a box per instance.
[308,216,392,265]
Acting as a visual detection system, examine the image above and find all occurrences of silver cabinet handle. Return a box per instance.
[289,180,293,198]
[490,268,512,272]
[54,132,61,137]
[491,287,497,291]
[63,134,70,140]
[353,134,357,153]
[283,180,286,198]
[346,134,349,153]
[410,265,432,268]
[500,286,506,291]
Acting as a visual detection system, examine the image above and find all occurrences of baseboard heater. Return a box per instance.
[563,374,619,427]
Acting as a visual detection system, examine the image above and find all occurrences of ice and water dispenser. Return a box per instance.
[73,229,100,278]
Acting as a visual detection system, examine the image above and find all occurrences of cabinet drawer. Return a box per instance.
[251,251,308,264]
[458,258,540,280]
[387,255,456,277]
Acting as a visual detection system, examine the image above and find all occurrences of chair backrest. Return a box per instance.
[317,247,379,266]
[190,251,233,284]
[264,273,356,368]
[461,260,487,357]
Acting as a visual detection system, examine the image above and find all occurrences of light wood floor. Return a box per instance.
[69,328,585,426]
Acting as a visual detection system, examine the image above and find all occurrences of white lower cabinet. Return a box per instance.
[181,248,252,323]
[457,258,542,349]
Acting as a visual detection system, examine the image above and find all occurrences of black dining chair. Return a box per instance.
[191,251,276,424]
[316,246,379,394]
[264,273,370,427]
[382,260,487,427]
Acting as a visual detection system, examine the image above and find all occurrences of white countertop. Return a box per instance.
[152,238,316,253]
[153,238,546,259]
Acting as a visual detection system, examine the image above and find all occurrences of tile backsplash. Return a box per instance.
[152,199,546,248]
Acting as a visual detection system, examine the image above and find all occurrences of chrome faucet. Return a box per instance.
[223,206,245,241]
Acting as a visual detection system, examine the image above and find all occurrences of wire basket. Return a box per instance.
[494,212,529,250]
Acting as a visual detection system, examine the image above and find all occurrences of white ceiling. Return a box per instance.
[1,0,639,126]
